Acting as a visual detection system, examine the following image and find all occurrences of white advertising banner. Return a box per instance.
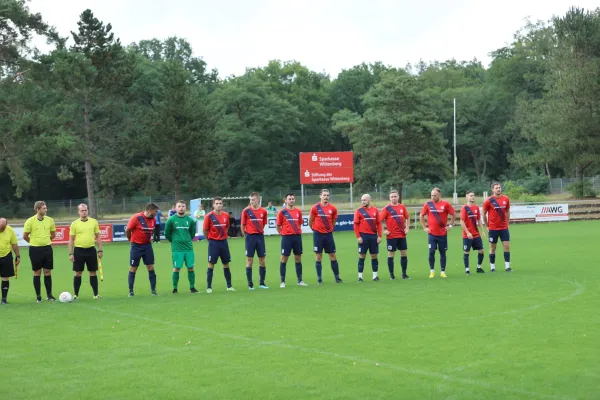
[510,205,537,222]
[12,227,30,247]
[535,204,569,222]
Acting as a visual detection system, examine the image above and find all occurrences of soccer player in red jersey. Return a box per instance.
[420,188,456,278]
[240,192,269,290]
[276,193,308,287]
[308,189,343,284]
[482,182,512,272]
[460,191,486,275]
[379,190,410,280]
[125,202,159,297]
[353,194,382,282]
[203,197,235,293]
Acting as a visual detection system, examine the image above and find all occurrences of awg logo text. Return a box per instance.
[541,206,563,213]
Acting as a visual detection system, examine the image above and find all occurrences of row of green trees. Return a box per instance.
[1,1,599,216]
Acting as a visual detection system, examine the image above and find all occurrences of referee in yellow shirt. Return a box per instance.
[0,218,20,304]
[68,204,103,299]
[23,201,56,302]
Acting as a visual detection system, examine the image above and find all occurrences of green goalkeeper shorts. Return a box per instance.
[172,251,195,269]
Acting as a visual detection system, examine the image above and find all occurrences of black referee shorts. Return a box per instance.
[73,247,98,272]
[29,245,53,271]
[0,254,14,278]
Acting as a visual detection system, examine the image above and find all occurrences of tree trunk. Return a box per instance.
[398,182,403,203]
[546,163,552,192]
[83,91,97,218]
[471,150,481,181]
[481,150,487,181]
[174,163,181,200]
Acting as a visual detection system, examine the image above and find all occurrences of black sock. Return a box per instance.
[224,268,232,287]
[74,276,82,296]
[490,253,496,265]
[44,275,52,297]
[33,275,41,296]
[331,260,340,278]
[401,256,408,275]
[316,261,323,280]
[428,250,436,270]
[207,268,214,288]
[148,270,156,291]
[280,261,286,283]
[1,280,8,300]
[387,257,394,275]
[358,258,365,273]
[259,266,266,285]
[295,262,302,282]
[246,267,253,286]
[371,258,379,272]
[90,275,99,296]
[477,253,484,266]
[504,252,510,263]
[463,254,470,270]
[440,250,447,272]
[128,271,136,291]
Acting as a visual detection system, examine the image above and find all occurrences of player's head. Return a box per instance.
[389,190,399,205]
[34,201,47,216]
[267,201,273,207]
[213,197,223,211]
[320,189,330,204]
[360,194,371,207]
[430,188,441,202]
[77,203,89,220]
[176,200,186,215]
[285,193,295,207]
[491,182,502,195]
[0,218,6,232]
[249,192,260,208]
[465,191,475,203]
[199,203,204,210]
[145,202,159,218]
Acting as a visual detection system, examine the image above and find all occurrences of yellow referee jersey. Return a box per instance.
[23,215,56,246]
[70,218,100,248]
[0,225,18,258]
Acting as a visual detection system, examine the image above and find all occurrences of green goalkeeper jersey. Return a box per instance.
[165,214,196,252]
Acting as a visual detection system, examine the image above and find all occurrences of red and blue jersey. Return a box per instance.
[483,195,510,230]
[421,200,455,236]
[203,211,229,240]
[127,212,156,245]
[310,203,337,234]
[276,207,303,236]
[241,207,267,235]
[353,206,382,237]
[460,204,481,238]
[379,204,409,239]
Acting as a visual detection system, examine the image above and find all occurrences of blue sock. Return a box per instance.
[224,268,232,287]
[128,271,136,291]
[295,262,302,282]
[463,254,470,269]
[371,258,379,272]
[280,261,286,283]
[358,258,365,273]
[490,253,496,265]
[259,266,266,285]
[440,250,447,271]
[148,270,156,291]
[401,256,408,275]
[477,253,484,266]
[428,250,436,270]
[331,260,340,278]
[206,268,214,288]
[316,261,322,280]
[387,257,394,275]
[245,267,253,286]
[504,252,510,262]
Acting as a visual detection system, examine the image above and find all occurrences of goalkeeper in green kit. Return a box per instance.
[165,200,198,293]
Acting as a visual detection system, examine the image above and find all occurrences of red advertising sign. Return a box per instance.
[299,152,354,184]
[52,226,70,244]
[99,224,113,242]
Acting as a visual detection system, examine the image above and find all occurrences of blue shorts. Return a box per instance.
[463,237,484,252]
[313,231,336,254]
[208,240,231,264]
[489,229,510,244]
[428,234,448,251]
[358,233,379,255]
[130,243,155,267]
[387,238,408,252]
[281,235,303,257]
[245,234,266,258]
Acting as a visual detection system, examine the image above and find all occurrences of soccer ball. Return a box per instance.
[59,292,73,303]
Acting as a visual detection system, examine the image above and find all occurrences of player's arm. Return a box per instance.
[404,207,410,233]
[379,209,389,235]
[353,210,361,239]
[449,205,456,227]
[459,208,471,237]
[188,218,196,239]
[240,211,246,237]
[332,207,338,228]
[10,230,20,266]
[376,212,383,238]
[68,233,75,261]
[308,207,315,230]
[276,212,283,234]
[482,201,489,227]
[202,215,210,238]
[23,220,31,242]
[125,215,137,241]
[506,200,510,224]
[164,218,173,242]
[50,219,56,240]
[419,207,429,233]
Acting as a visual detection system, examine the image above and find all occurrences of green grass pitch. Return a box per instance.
[2,221,598,399]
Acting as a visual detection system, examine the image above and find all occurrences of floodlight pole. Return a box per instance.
[301,184,304,209]
[453,97,458,205]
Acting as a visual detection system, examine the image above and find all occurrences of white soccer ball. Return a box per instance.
[59,292,73,303]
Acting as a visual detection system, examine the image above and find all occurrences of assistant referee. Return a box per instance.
[68,203,103,299]
[23,201,56,302]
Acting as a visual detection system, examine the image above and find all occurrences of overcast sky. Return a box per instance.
[28,0,597,78]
